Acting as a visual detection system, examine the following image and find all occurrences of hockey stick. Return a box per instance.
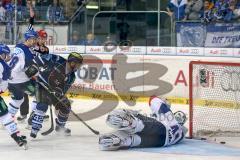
[37,80,100,135]
[70,109,100,135]
[41,105,54,136]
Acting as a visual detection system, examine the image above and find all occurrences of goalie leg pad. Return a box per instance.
[99,131,141,151]
[106,109,144,134]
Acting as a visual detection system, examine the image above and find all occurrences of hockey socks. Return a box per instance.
[30,103,48,138]
[0,113,27,148]
[55,118,71,136]
[54,109,71,136]
[0,113,18,135]
[8,98,24,117]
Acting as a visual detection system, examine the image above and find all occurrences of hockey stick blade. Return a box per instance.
[41,106,54,136]
[37,80,100,135]
[70,110,100,135]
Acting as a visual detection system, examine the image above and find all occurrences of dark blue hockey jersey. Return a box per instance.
[34,54,76,94]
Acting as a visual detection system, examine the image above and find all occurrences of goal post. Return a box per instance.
[189,61,240,139]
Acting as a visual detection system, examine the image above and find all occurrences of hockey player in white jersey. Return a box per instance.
[7,29,38,118]
[99,96,187,150]
[17,2,49,123]
[0,44,27,148]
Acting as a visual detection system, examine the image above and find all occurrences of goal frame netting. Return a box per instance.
[189,61,240,139]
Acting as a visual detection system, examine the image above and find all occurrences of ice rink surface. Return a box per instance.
[1,98,240,160]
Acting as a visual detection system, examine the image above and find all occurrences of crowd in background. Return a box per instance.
[167,0,240,22]
[0,0,240,46]
[1,0,240,23]
[0,0,65,23]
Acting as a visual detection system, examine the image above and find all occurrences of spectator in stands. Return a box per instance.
[16,0,25,21]
[212,0,230,21]
[4,2,14,42]
[234,0,240,20]
[2,0,12,8]
[68,30,81,45]
[224,0,240,21]
[167,0,187,21]
[4,2,14,22]
[184,0,203,20]
[47,0,64,23]
[0,1,6,21]
[201,0,214,22]
[80,33,100,46]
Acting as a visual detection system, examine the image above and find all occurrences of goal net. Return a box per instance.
[189,61,240,139]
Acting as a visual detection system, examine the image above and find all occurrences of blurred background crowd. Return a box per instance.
[0,0,239,47]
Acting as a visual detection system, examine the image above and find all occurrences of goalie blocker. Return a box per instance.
[28,52,83,138]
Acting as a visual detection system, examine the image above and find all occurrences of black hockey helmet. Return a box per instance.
[67,52,83,64]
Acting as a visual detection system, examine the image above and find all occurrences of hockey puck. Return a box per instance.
[220,141,226,144]
[200,138,206,140]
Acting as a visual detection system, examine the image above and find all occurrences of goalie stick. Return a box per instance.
[37,80,100,135]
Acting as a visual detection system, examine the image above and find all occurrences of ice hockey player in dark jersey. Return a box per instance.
[99,96,187,150]
[25,52,83,138]
[0,44,27,149]
[35,29,49,55]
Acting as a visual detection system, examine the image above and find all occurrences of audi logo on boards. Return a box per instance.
[179,49,199,55]
[221,70,240,92]
[179,49,190,54]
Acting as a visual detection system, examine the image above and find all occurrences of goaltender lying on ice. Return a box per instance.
[99,96,188,151]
